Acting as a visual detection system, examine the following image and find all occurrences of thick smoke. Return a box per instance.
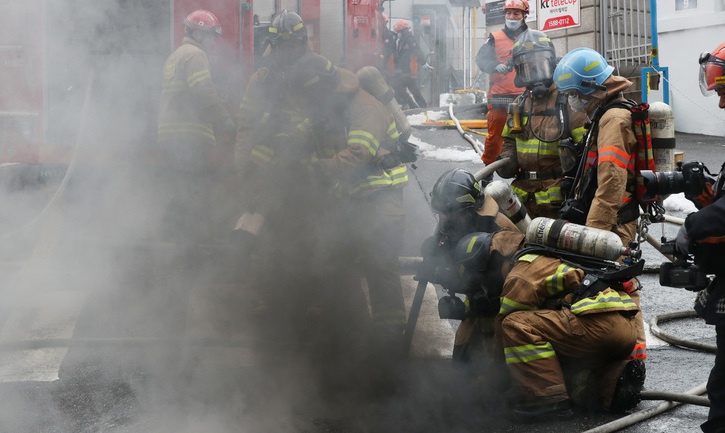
[0,2,506,432]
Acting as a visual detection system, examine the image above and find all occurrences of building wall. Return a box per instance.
[658,0,725,136]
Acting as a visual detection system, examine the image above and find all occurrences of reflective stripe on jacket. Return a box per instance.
[498,254,639,318]
[318,89,409,196]
[158,37,230,147]
[500,86,587,209]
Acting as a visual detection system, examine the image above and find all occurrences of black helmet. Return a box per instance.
[430,169,481,214]
[512,29,557,89]
[269,10,308,45]
[454,232,493,275]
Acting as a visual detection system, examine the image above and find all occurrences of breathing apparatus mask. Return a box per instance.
[567,92,591,113]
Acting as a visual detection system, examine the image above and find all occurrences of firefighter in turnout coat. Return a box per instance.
[287,52,409,350]
[553,48,648,403]
[157,9,234,245]
[495,252,640,421]
[497,30,588,219]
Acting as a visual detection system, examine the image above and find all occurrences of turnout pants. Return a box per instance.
[500,308,637,407]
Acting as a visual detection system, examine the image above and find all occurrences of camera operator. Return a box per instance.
[676,42,725,433]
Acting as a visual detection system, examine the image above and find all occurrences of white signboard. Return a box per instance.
[538,0,581,32]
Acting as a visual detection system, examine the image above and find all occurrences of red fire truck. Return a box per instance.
[0,0,385,171]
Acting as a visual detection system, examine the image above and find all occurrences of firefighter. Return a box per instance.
[392,21,428,109]
[377,13,397,84]
[287,52,409,354]
[425,169,523,367]
[235,10,309,175]
[492,250,641,421]
[475,0,528,170]
[676,42,725,433]
[496,30,588,219]
[553,47,648,412]
[157,9,234,246]
[232,11,331,318]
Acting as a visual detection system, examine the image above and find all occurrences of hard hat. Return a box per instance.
[287,52,359,95]
[454,232,493,275]
[504,0,530,14]
[269,10,308,45]
[553,47,614,95]
[512,29,557,88]
[184,9,222,37]
[430,169,481,214]
[394,20,411,33]
[699,42,725,96]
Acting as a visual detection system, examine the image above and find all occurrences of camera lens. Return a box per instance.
[641,170,685,202]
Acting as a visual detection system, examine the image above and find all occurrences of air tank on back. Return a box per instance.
[356,66,411,142]
[526,217,638,261]
[649,101,676,173]
[484,180,531,232]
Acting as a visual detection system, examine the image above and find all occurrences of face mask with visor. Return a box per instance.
[699,51,725,96]
[513,51,555,88]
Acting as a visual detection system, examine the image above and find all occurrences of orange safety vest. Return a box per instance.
[489,30,523,96]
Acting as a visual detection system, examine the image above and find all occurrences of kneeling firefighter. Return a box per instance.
[471,218,646,421]
[420,168,523,369]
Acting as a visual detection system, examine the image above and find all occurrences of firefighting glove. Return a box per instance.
[675,224,690,256]
[495,63,509,74]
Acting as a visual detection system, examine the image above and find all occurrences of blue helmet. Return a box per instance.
[553,47,614,95]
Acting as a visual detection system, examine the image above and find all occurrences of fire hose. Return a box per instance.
[583,216,716,432]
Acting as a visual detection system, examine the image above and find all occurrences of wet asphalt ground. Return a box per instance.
[0,107,723,432]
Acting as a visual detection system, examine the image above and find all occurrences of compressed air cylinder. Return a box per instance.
[357,66,412,142]
[526,217,629,261]
[649,101,676,173]
[484,180,531,232]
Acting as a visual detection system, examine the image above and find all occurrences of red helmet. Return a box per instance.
[394,20,410,33]
[504,0,530,14]
[699,42,725,96]
[184,9,222,37]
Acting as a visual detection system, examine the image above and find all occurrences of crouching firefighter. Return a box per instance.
[488,220,646,421]
[413,168,522,365]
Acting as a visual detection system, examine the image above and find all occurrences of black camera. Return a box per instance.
[438,295,466,320]
[640,161,709,203]
[658,238,711,291]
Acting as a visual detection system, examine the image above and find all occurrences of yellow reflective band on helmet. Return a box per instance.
[569,291,637,315]
[544,262,575,297]
[498,296,536,316]
[539,36,551,42]
[293,22,304,32]
[466,235,479,253]
[557,72,572,82]
[583,60,601,72]
[504,342,556,365]
[456,193,477,205]
[348,130,380,155]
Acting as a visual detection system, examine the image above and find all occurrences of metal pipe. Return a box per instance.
[650,0,659,67]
